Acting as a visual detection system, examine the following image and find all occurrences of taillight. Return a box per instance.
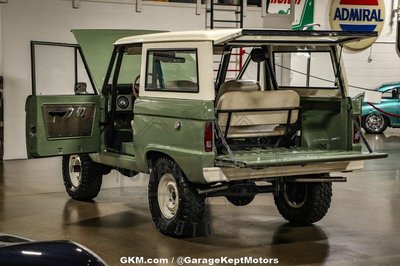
[353,115,361,144]
[204,122,213,152]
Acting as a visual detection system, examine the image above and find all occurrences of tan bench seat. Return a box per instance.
[217,90,300,138]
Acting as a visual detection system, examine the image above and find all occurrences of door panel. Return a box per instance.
[26,95,101,158]
[43,104,96,138]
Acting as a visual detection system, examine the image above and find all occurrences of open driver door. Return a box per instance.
[25,41,101,158]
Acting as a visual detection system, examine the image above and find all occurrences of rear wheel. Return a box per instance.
[62,154,103,201]
[274,181,332,225]
[148,157,205,237]
[362,113,388,134]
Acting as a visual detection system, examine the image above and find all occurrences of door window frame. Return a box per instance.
[144,48,200,94]
[30,41,97,95]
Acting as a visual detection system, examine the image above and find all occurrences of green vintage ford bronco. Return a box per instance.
[26,29,387,237]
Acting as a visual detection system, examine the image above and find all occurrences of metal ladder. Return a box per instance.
[207,0,245,79]
[206,0,244,29]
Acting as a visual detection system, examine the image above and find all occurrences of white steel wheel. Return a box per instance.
[62,154,103,201]
[157,173,179,219]
[69,155,82,189]
[283,183,308,209]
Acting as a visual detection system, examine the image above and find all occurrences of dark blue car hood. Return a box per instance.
[0,238,107,266]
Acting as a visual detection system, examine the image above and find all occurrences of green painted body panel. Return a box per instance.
[300,97,352,151]
[26,95,101,158]
[134,97,216,120]
[72,29,163,90]
[121,142,135,155]
[133,97,215,183]
[351,95,363,152]
[90,151,137,171]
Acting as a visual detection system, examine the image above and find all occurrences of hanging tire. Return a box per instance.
[274,181,332,225]
[62,154,103,201]
[362,113,388,134]
[225,182,256,206]
[226,194,255,206]
[148,157,205,237]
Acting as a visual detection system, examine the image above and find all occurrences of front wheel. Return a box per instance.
[274,181,332,225]
[362,113,388,134]
[62,154,103,201]
[148,157,205,237]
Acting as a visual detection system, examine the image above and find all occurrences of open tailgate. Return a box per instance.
[215,149,388,168]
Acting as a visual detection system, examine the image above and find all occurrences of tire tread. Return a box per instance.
[62,155,103,201]
[148,157,205,237]
[274,181,332,225]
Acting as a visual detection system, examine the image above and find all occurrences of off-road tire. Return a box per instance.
[62,154,103,201]
[362,113,388,134]
[148,157,205,237]
[274,181,332,225]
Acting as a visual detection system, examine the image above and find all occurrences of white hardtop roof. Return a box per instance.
[114,29,377,46]
[115,29,242,45]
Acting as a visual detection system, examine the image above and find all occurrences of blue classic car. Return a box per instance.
[361,82,400,134]
[0,233,107,266]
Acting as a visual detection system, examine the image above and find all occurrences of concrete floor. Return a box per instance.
[1,130,400,266]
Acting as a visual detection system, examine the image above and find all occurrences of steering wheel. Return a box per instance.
[132,75,140,98]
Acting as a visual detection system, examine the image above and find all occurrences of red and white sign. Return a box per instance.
[329,0,386,49]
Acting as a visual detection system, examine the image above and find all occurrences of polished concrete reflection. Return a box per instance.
[1,130,400,265]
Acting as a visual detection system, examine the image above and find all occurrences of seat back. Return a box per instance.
[217,90,300,138]
[216,80,261,102]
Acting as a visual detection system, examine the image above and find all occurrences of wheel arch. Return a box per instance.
[362,100,395,127]
[142,146,211,184]
[145,150,194,182]
[146,150,172,172]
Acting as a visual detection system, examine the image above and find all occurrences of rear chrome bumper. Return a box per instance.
[202,167,228,183]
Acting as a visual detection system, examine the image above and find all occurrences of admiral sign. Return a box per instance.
[329,0,385,49]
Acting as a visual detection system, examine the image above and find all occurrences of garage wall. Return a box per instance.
[1,0,264,160]
[315,0,400,96]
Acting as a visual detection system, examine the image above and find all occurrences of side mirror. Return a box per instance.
[74,82,87,95]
